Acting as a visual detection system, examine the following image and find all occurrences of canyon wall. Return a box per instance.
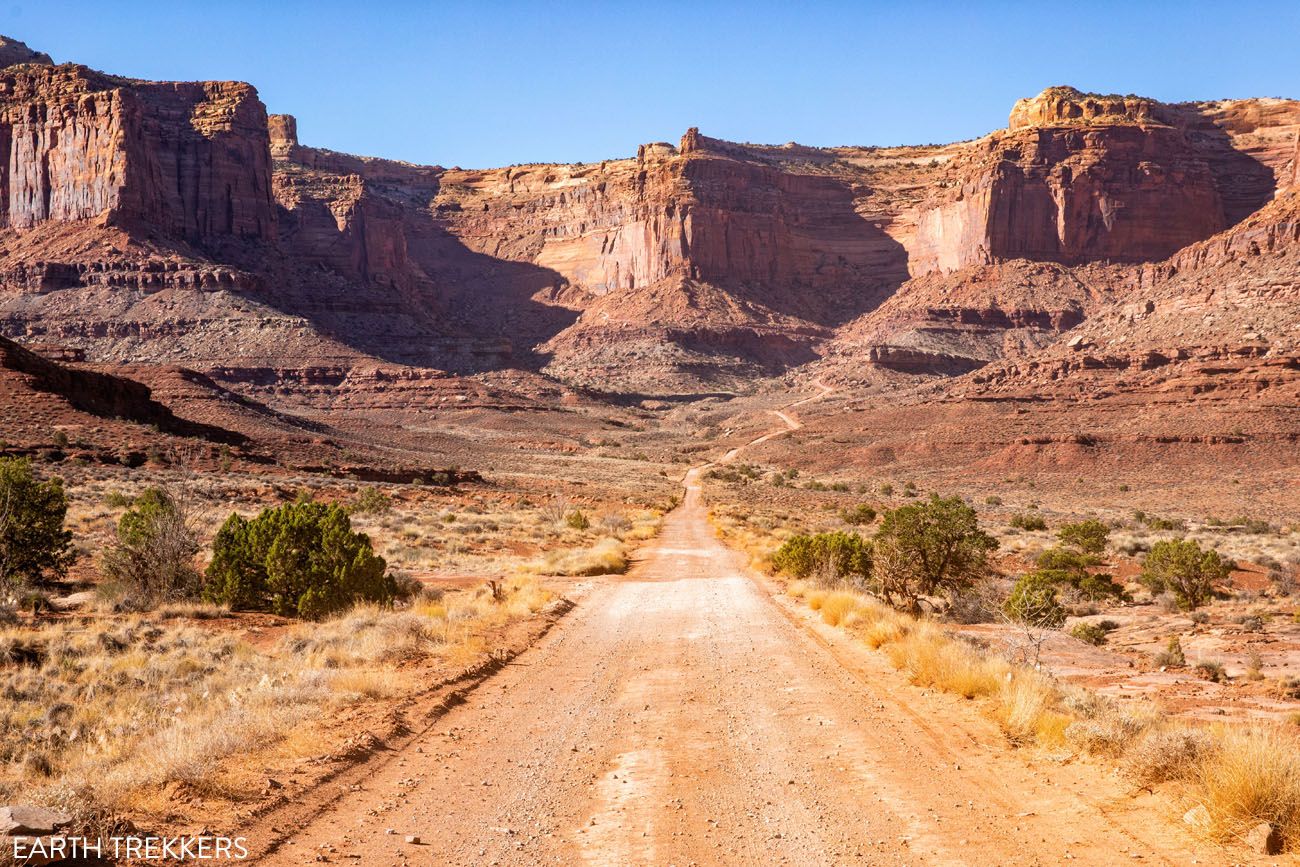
[0,40,1297,395]
[0,63,275,243]
[911,88,1226,275]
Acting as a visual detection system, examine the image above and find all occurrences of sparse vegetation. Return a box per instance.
[771,532,872,587]
[204,502,394,619]
[1069,621,1109,645]
[101,486,201,607]
[1141,539,1233,610]
[1004,571,1066,629]
[350,486,393,515]
[873,495,998,612]
[0,457,75,596]
[785,579,1300,851]
[838,503,876,526]
[1009,513,1047,531]
[0,577,553,816]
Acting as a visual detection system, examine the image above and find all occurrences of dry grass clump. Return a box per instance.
[1195,726,1300,845]
[1065,709,1151,757]
[818,591,862,626]
[993,673,1071,746]
[1123,727,1215,788]
[885,622,1008,700]
[783,576,1300,852]
[538,537,629,576]
[1,577,554,817]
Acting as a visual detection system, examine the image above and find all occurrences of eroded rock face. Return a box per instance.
[0,50,1297,397]
[1007,86,1158,129]
[0,63,275,242]
[911,89,1300,277]
[0,35,52,68]
[913,101,1223,273]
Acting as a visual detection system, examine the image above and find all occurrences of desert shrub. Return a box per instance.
[1195,660,1227,683]
[1189,610,1210,625]
[1009,513,1047,531]
[101,487,201,605]
[1143,515,1188,532]
[203,502,393,619]
[872,495,997,611]
[103,490,132,508]
[984,495,1003,506]
[350,487,392,515]
[0,457,75,593]
[1124,727,1215,787]
[565,509,591,530]
[1141,539,1232,610]
[1154,635,1187,667]
[1070,621,1109,645]
[1241,615,1266,632]
[1035,547,1123,601]
[1004,571,1066,628]
[878,483,894,496]
[1057,519,1110,555]
[839,503,876,526]
[771,532,871,587]
[1065,712,1148,758]
[1196,726,1300,844]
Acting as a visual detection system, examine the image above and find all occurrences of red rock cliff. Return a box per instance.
[0,62,275,243]
[912,88,1223,273]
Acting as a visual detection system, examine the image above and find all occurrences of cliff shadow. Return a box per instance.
[1173,112,1279,227]
[261,195,580,374]
[683,159,912,328]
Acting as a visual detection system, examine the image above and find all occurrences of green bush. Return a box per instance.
[351,487,392,515]
[839,503,877,526]
[1003,571,1066,628]
[771,532,871,586]
[102,487,200,605]
[1069,621,1108,645]
[0,457,75,593]
[1057,519,1109,554]
[1034,547,1123,601]
[1009,513,1047,531]
[203,502,393,620]
[566,509,590,530]
[1140,539,1231,610]
[873,495,998,611]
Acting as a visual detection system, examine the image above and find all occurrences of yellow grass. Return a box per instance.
[537,536,628,576]
[1197,726,1300,845]
[0,578,555,818]
[818,591,863,626]
[785,577,1300,851]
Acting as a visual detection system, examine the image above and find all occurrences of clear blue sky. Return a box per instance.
[9,1,1299,168]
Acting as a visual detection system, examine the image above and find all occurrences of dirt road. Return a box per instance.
[256,390,1223,866]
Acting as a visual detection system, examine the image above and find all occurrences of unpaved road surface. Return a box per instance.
[257,394,1225,866]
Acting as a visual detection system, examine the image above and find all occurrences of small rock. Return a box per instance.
[0,806,72,836]
[1244,822,1282,855]
[1182,804,1210,828]
[405,835,421,845]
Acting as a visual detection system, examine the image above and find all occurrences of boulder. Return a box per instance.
[0,805,72,835]
[1243,822,1282,855]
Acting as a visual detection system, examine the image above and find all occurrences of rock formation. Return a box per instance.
[0,61,275,241]
[0,36,1297,403]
